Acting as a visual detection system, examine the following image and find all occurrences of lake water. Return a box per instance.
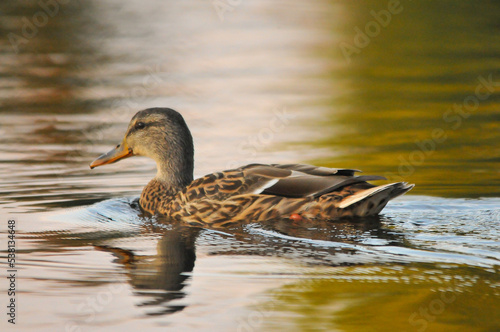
[0,0,499,331]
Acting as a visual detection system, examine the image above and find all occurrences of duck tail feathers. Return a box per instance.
[338,182,414,216]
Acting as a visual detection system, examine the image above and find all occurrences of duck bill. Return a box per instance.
[90,141,133,169]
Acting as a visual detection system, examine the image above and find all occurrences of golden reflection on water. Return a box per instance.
[259,264,500,332]
[308,0,500,198]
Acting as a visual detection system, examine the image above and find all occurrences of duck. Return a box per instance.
[90,108,414,227]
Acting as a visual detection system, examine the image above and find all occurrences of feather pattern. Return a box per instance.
[139,163,413,227]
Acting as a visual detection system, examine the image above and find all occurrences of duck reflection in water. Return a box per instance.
[90,210,403,316]
[96,222,200,316]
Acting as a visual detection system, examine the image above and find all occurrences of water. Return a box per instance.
[1,0,499,331]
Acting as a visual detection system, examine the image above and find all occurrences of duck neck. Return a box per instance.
[155,155,194,193]
[139,126,195,214]
[156,128,194,193]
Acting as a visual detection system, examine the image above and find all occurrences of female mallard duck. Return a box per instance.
[90,108,413,227]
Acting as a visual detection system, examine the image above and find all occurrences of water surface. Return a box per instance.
[0,0,499,331]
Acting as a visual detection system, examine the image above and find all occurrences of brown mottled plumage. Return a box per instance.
[90,108,414,227]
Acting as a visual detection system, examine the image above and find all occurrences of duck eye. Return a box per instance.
[135,122,145,130]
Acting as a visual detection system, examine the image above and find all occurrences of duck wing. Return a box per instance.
[183,164,385,202]
[245,164,385,198]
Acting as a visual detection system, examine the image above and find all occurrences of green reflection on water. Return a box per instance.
[306,0,500,198]
[259,264,500,332]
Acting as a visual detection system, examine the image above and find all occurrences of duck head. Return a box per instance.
[90,108,194,188]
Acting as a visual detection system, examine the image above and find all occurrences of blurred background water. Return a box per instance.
[0,0,499,331]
